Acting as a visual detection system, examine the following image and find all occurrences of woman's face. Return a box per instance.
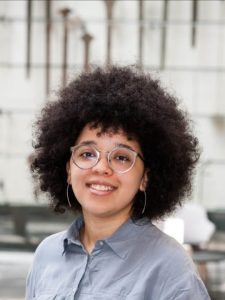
[67,124,148,221]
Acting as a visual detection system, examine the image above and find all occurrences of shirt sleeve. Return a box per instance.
[25,266,36,300]
[25,251,38,300]
[167,273,211,300]
[170,288,210,300]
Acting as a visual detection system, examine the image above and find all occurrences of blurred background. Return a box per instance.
[0,0,225,299]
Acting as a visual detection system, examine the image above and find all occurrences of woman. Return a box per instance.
[26,66,210,299]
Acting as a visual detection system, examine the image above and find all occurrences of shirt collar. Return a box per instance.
[105,218,151,259]
[63,215,84,254]
[63,215,151,258]
[66,214,84,241]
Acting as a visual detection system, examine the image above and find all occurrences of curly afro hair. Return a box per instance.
[31,66,200,220]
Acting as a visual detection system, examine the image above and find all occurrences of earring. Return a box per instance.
[141,190,147,215]
[67,184,72,207]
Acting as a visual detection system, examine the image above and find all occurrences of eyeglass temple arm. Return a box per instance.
[138,153,145,162]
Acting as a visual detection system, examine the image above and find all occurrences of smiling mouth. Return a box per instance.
[88,184,115,192]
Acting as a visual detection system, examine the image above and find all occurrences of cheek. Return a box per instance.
[120,173,143,194]
[70,173,84,203]
[70,168,85,185]
[66,161,71,183]
[70,166,81,184]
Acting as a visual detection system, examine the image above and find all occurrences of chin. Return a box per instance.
[82,204,113,217]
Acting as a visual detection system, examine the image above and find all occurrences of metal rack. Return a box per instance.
[0,0,225,208]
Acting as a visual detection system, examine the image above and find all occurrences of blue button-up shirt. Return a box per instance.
[26,216,210,300]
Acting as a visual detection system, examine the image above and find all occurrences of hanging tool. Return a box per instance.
[59,7,71,88]
[160,0,168,70]
[191,0,198,47]
[138,0,144,69]
[26,0,32,78]
[81,27,94,73]
[45,0,52,96]
[103,0,115,66]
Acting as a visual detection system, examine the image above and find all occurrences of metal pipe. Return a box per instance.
[138,0,144,69]
[45,0,52,96]
[26,0,32,78]
[59,8,71,88]
[81,31,93,73]
[160,0,168,70]
[191,0,198,47]
[103,0,115,66]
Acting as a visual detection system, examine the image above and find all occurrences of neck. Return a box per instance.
[80,212,130,254]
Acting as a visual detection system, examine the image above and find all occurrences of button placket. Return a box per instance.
[73,254,90,296]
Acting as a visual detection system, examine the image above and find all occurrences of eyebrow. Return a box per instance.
[115,143,136,152]
[78,140,97,146]
[77,141,136,152]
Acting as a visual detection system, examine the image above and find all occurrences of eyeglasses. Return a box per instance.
[70,144,144,173]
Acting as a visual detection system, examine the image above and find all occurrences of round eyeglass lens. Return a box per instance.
[72,145,98,169]
[109,148,136,173]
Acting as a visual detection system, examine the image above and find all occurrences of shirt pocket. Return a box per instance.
[32,294,69,300]
[39,293,78,300]
[32,295,55,300]
[76,292,126,300]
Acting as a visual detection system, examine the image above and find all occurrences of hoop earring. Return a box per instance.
[141,190,147,215]
[67,184,72,207]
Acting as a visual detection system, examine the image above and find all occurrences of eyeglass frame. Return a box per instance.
[70,144,145,174]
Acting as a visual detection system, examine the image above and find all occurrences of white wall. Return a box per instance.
[0,0,224,208]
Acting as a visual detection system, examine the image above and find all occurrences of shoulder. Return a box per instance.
[135,221,195,271]
[26,230,67,299]
[136,223,210,298]
[28,231,66,279]
[34,230,66,261]
[141,222,187,253]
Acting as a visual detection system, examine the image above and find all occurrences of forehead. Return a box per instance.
[75,124,141,151]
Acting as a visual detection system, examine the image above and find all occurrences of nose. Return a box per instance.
[91,154,113,175]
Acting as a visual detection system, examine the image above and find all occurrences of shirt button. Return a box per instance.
[99,241,104,246]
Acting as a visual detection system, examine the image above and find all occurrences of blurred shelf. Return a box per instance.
[1,15,225,26]
[1,62,225,73]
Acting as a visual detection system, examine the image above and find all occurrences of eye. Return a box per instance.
[111,149,133,164]
[115,155,130,162]
[75,146,97,160]
[80,151,96,159]
[81,151,94,157]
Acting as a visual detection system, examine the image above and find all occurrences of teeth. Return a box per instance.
[90,184,114,191]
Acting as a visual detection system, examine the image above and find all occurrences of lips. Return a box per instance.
[86,181,116,194]
[89,184,114,191]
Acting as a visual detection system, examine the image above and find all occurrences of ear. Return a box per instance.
[66,161,71,184]
[139,169,149,192]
